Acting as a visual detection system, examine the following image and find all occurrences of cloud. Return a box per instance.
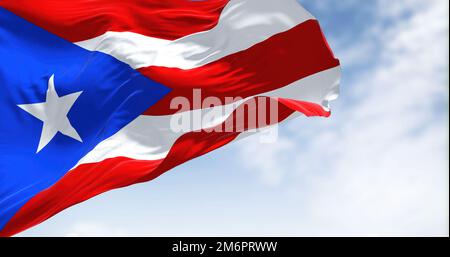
[65,222,128,237]
[239,136,294,186]
[238,0,449,236]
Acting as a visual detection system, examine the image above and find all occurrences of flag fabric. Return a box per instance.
[0,0,340,236]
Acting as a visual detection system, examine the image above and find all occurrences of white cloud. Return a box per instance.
[65,222,128,237]
[239,136,294,187]
[238,0,449,236]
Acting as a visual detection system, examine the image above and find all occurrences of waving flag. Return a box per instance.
[0,0,340,236]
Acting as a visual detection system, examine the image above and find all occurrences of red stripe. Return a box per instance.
[0,98,329,236]
[140,20,340,116]
[0,0,228,42]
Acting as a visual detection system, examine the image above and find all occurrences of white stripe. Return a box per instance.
[73,67,340,167]
[75,0,314,69]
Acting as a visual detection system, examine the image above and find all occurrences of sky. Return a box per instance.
[18,0,449,236]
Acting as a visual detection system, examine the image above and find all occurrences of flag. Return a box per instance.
[0,0,340,236]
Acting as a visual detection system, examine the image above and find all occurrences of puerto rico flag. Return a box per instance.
[0,0,340,236]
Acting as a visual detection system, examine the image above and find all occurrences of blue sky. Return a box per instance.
[19,0,449,236]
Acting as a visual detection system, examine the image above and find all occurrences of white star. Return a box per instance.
[18,74,83,153]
